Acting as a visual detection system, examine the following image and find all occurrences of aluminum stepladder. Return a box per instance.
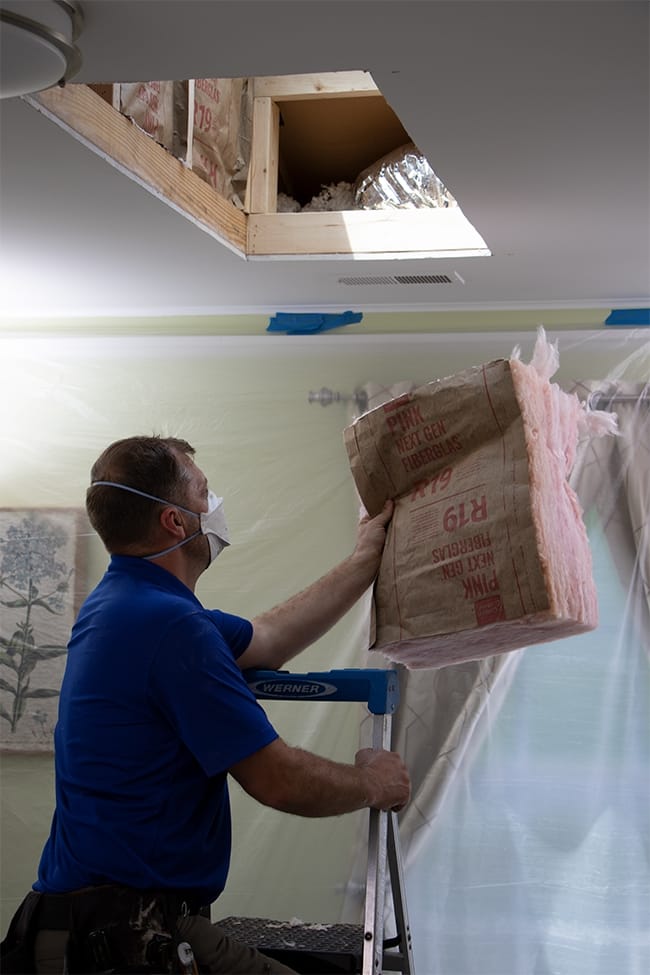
[246,668,415,975]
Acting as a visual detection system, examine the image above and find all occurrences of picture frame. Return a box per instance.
[0,508,87,752]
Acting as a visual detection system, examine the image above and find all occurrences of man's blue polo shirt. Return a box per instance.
[35,555,278,904]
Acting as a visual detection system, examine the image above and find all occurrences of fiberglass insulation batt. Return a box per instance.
[344,330,616,669]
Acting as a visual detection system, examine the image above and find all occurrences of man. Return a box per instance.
[17,435,410,974]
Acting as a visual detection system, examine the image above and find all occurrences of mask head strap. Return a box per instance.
[90,480,200,560]
[91,480,197,516]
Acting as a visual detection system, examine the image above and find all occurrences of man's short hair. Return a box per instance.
[86,435,195,552]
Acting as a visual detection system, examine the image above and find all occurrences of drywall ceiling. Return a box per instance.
[0,0,648,320]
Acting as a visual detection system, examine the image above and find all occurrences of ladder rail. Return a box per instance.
[362,712,392,975]
[386,812,414,974]
[364,807,388,975]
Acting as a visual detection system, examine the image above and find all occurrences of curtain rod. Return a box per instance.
[308,387,369,412]
[308,387,648,413]
[587,389,650,410]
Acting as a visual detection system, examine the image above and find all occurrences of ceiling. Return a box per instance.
[0,0,649,320]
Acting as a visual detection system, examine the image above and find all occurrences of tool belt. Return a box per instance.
[1,885,207,973]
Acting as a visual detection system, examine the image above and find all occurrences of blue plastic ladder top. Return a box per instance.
[244,667,400,715]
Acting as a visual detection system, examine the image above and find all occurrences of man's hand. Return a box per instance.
[351,500,394,578]
[355,747,411,812]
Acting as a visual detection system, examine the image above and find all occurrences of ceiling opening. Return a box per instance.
[27,70,490,262]
[276,93,410,206]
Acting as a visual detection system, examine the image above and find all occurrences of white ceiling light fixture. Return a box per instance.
[0,0,83,100]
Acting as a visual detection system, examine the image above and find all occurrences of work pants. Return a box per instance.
[34,913,297,974]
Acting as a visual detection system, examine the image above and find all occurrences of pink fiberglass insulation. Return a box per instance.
[344,329,617,669]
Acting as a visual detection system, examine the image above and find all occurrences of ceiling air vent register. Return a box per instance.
[338,273,460,286]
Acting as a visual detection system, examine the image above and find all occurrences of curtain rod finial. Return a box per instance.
[307,387,368,413]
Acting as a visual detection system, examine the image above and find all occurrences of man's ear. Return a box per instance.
[159,506,186,539]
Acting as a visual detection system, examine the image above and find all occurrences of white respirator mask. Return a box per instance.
[92,481,230,565]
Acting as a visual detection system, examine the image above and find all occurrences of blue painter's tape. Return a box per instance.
[267,311,363,334]
[605,308,650,326]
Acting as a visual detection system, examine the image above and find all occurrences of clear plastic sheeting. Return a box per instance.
[0,327,648,967]
[354,142,457,210]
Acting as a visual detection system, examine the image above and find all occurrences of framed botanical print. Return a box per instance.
[0,508,86,752]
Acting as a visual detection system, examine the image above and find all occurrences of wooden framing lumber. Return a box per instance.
[25,84,247,257]
[248,208,490,258]
[252,71,379,101]
[247,97,280,214]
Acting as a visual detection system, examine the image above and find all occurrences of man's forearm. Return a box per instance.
[245,553,375,670]
[229,739,410,816]
[237,502,393,672]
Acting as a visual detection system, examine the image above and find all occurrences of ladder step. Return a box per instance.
[216,916,364,973]
[217,915,363,952]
